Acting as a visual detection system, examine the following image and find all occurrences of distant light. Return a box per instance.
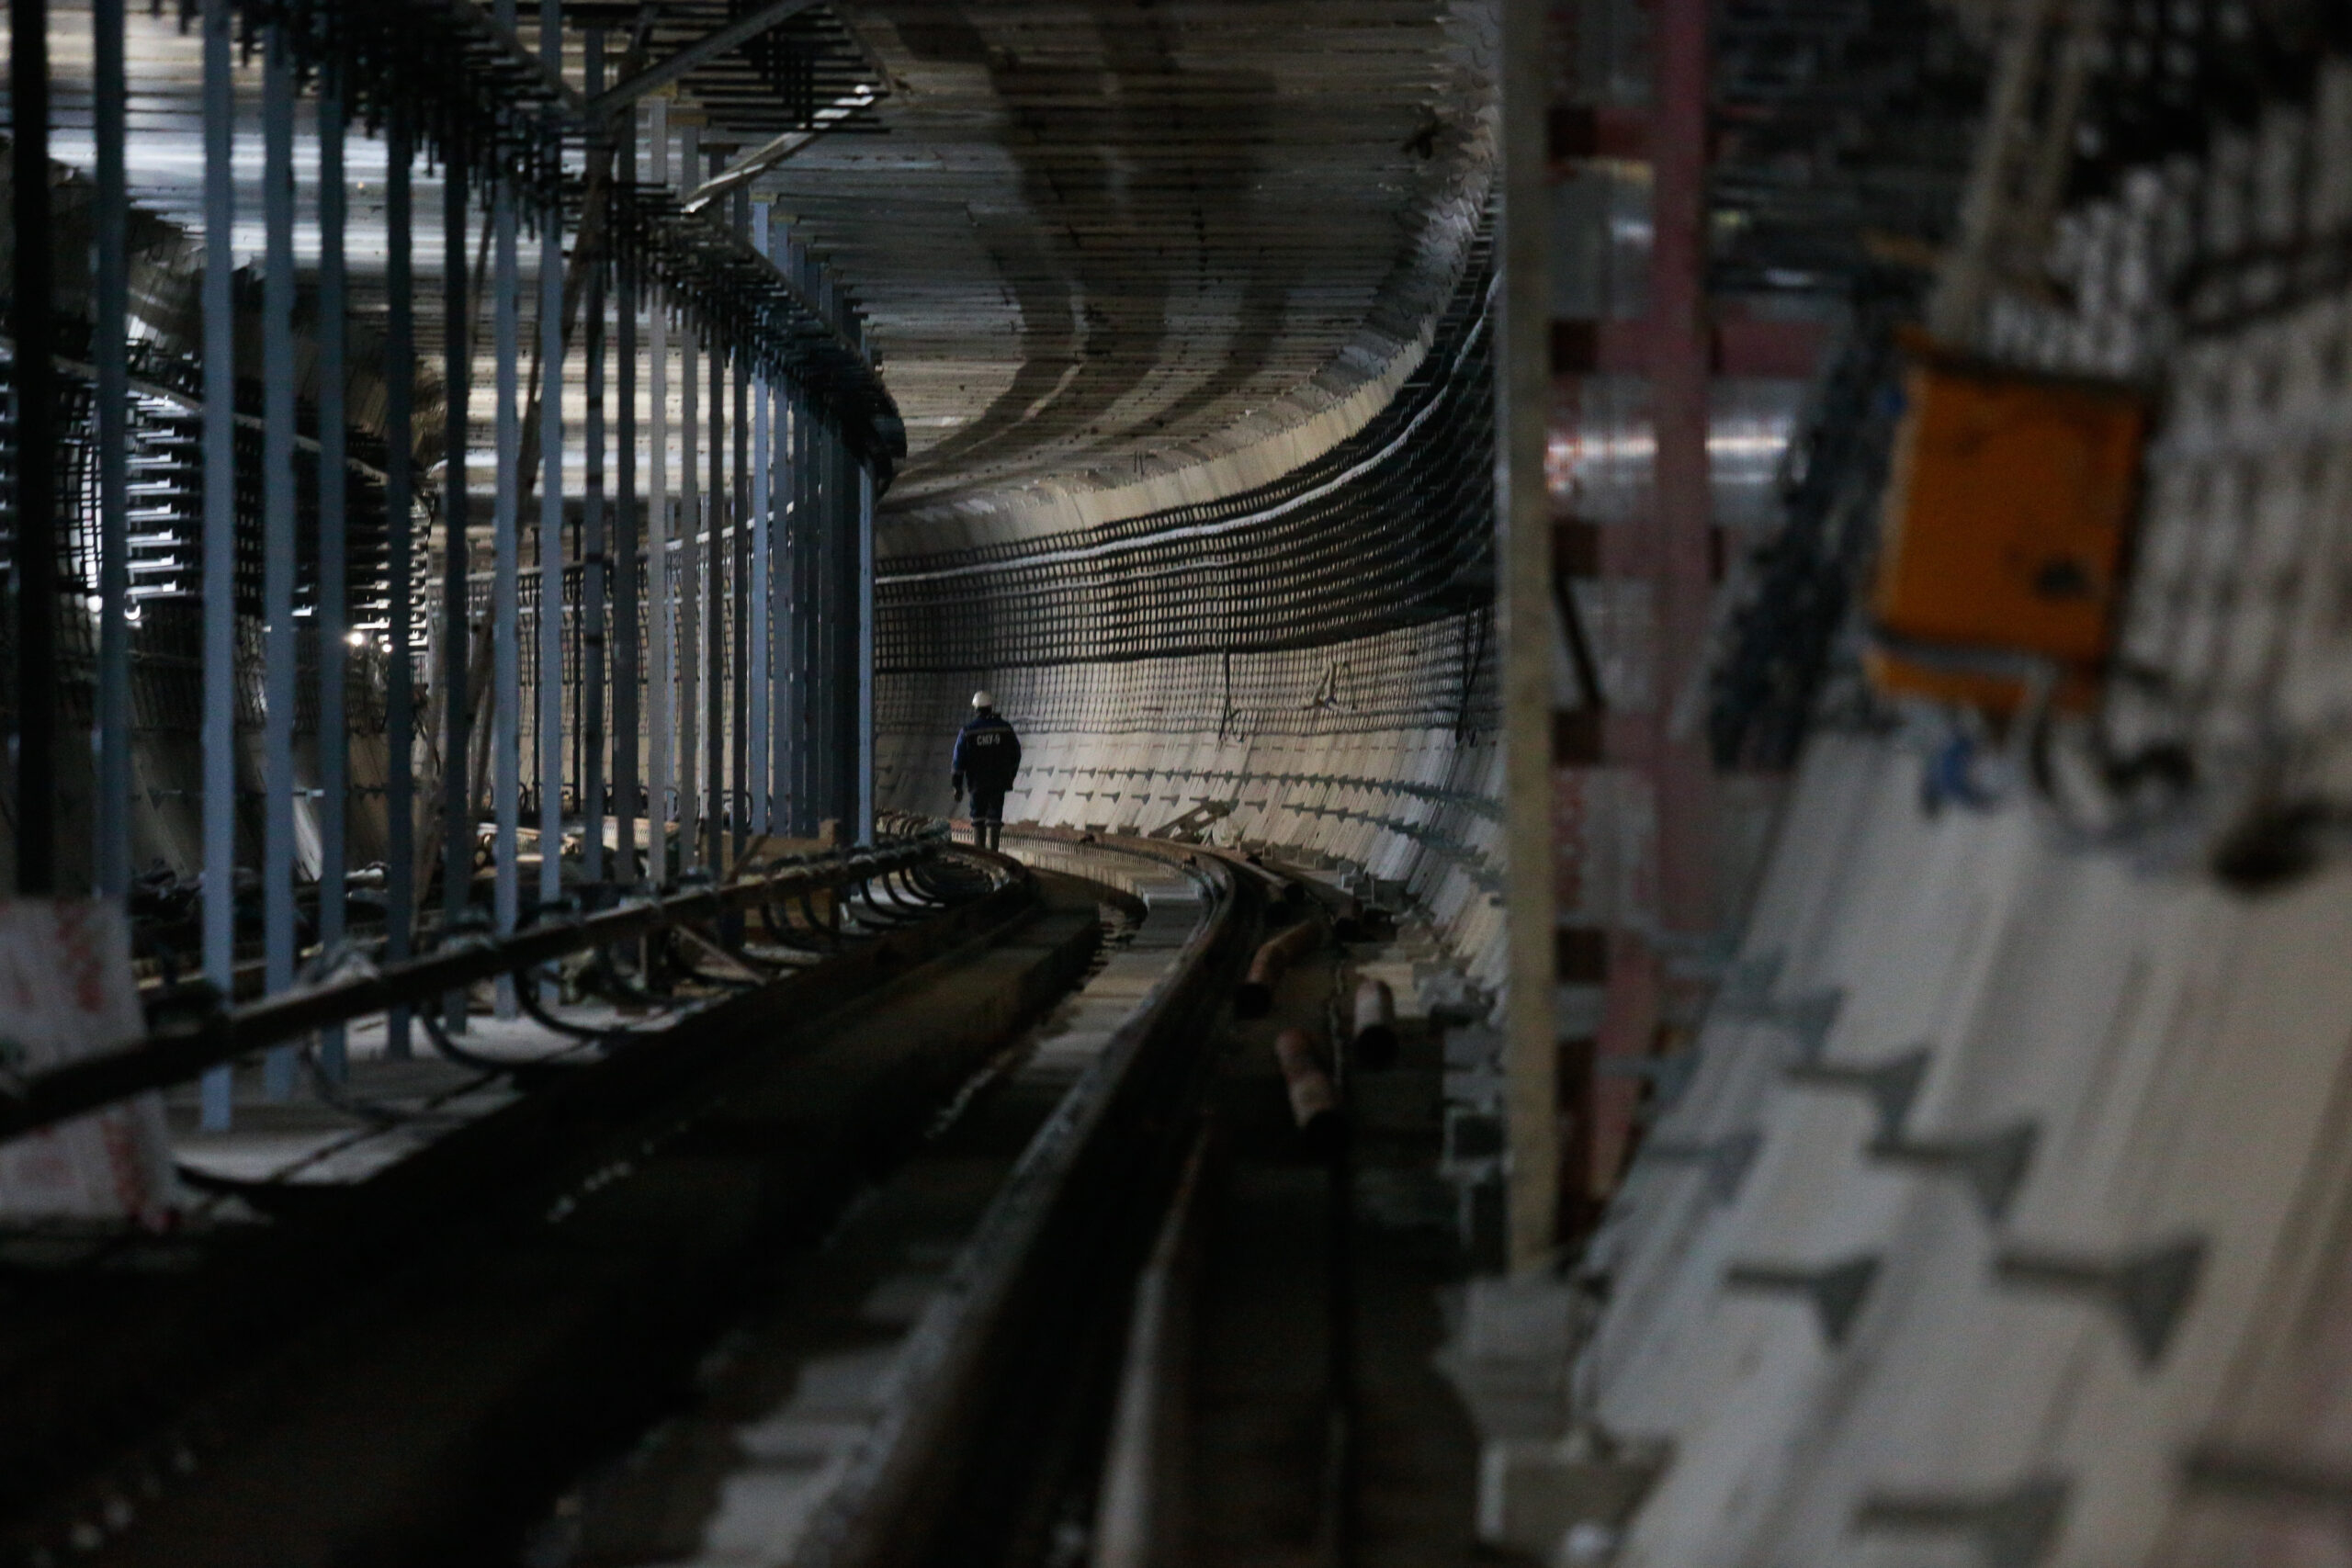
[85,594,104,614]
[346,629,369,648]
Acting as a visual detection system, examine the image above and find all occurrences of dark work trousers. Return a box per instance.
[969,786,1007,851]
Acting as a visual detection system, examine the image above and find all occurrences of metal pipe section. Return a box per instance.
[1273,1027,1340,1142]
[1236,919,1322,1018]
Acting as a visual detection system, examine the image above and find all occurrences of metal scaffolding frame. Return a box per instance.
[0,0,901,1125]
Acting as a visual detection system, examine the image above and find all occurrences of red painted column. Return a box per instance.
[1650,0,1716,942]
[1579,0,1714,1210]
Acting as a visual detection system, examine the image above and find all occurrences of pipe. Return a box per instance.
[1235,918,1321,1018]
[1273,1028,1340,1148]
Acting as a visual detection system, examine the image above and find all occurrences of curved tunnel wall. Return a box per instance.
[876,231,1509,985]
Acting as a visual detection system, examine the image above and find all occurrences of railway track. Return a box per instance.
[0,828,1261,1568]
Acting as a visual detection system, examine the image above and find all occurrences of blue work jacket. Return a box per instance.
[952,710,1023,793]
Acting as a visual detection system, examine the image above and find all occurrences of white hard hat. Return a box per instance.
[971,690,994,708]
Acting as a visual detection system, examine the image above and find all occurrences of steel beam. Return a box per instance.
[584,0,820,120]
[680,86,882,214]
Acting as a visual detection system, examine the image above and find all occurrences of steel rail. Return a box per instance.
[793,827,1256,1568]
[0,837,955,1146]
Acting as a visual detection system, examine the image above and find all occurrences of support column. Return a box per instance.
[582,29,609,887]
[260,23,299,1097]
[1498,0,1558,1269]
[748,208,772,836]
[795,376,813,831]
[731,187,752,860]
[856,457,875,843]
[198,0,235,1126]
[645,100,672,886]
[384,112,417,1058]
[1578,0,1716,1217]
[705,166,727,867]
[317,71,351,1079]
[92,0,130,900]
[492,0,524,1017]
[1651,0,1716,939]
[780,383,808,831]
[10,0,56,895]
[537,0,566,968]
[6,0,53,884]
[441,134,474,1032]
[614,146,640,888]
[676,123,701,876]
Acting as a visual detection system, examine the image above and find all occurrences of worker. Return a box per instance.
[951,690,1022,851]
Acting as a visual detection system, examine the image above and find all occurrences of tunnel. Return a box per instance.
[1,0,2348,1562]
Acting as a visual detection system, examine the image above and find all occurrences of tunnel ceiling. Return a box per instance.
[750,0,1497,547]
